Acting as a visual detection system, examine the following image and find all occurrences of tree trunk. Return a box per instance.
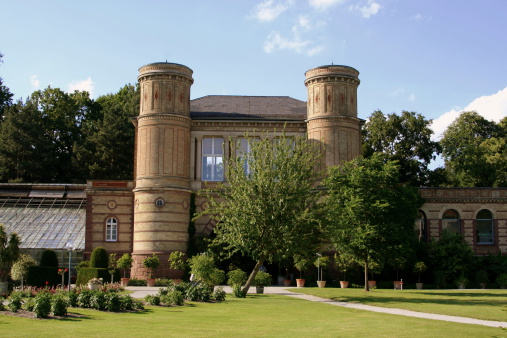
[241,255,266,294]
[364,254,370,292]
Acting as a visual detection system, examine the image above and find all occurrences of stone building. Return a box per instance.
[1,62,506,279]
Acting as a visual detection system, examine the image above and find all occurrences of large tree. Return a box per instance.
[324,154,423,291]
[196,132,325,293]
[0,51,14,120]
[440,111,506,187]
[362,110,440,186]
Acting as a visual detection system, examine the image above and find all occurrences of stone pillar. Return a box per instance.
[132,62,193,279]
[305,65,362,169]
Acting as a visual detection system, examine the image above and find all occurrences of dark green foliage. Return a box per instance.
[76,267,109,285]
[105,293,122,312]
[33,292,51,318]
[185,282,213,302]
[40,249,58,267]
[428,231,474,285]
[22,298,34,312]
[77,290,93,308]
[160,290,185,306]
[120,294,135,310]
[7,292,23,312]
[67,291,78,307]
[144,294,161,306]
[27,266,59,287]
[90,291,108,311]
[127,278,147,286]
[51,294,68,316]
[0,224,20,282]
[227,269,247,287]
[232,286,246,298]
[90,247,109,268]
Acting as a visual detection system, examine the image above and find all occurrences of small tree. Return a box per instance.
[413,261,427,283]
[188,254,224,286]
[117,253,133,278]
[0,224,20,283]
[142,254,160,279]
[90,247,109,268]
[314,255,330,281]
[168,251,186,271]
[334,252,356,281]
[293,254,311,279]
[11,254,37,288]
[108,253,117,283]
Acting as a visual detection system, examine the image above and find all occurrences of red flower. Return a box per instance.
[45,281,49,285]
[65,268,68,272]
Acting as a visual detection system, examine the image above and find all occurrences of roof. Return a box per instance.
[0,184,86,250]
[190,95,307,121]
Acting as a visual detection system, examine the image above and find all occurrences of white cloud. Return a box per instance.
[389,87,404,97]
[409,14,432,21]
[349,0,381,18]
[263,31,310,54]
[408,93,416,102]
[309,0,347,11]
[30,75,40,90]
[298,15,312,31]
[431,87,507,140]
[67,77,95,96]
[307,45,325,56]
[251,0,294,22]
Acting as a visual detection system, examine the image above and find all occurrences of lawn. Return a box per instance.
[289,287,507,322]
[0,293,505,337]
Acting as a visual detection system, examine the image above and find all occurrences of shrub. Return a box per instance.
[168,251,186,270]
[90,291,107,311]
[40,249,58,267]
[213,286,226,301]
[144,294,161,306]
[7,293,23,312]
[254,271,272,287]
[128,278,147,286]
[33,292,52,318]
[120,294,135,310]
[161,290,184,306]
[77,290,93,308]
[51,294,68,316]
[106,293,122,312]
[22,298,35,311]
[227,269,247,287]
[188,254,224,286]
[476,270,488,285]
[11,254,37,283]
[496,273,507,287]
[232,286,246,298]
[155,278,174,286]
[67,291,78,307]
[0,301,5,311]
[76,267,109,286]
[186,282,212,302]
[90,247,109,269]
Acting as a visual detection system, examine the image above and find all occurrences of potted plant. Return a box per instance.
[334,252,355,288]
[168,251,186,283]
[108,253,117,284]
[455,274,468,289]
[142,253,160,287]
[293,254,311,287]
[391,257,406,290]
[254,271,272,294]
[88,277,103,290]
[413,261,427,289]
[367,260,382,288]
[314,254,330,288]
[476,270,488,289]
[117,253,133,286]
[496,273,507,289]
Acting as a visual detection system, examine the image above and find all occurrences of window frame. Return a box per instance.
[442,209,461,234]
[202,137,224,182]
[476,209,494,245]
[105,217,118,242]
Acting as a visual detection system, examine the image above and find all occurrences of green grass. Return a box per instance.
[289,287,507,322]
[0,293,505,337]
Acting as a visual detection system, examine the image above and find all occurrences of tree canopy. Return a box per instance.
[196,132,325,293]
[362,110,440,187]
[440,111,507,187]
[324,154,423,291]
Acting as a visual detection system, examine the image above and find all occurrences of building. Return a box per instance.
[1,62,506,278]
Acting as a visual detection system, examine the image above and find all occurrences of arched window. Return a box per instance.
[106,217,118,242]
[442,209,460,234]
[476,209,494,244]
[415,210,427,242]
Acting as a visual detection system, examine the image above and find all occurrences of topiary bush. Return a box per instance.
[40,249,58,267]
[90,247,109,268]
[213,286,226,302]
[76,267,109,286]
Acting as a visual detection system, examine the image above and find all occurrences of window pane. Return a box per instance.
[202,138,213,154]
[213,138,223,155]
[443,220,459,233]
[477,220,493,244]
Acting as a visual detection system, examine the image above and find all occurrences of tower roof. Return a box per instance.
[190,95,307,121]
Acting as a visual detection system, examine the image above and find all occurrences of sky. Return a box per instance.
[2,0,507,156]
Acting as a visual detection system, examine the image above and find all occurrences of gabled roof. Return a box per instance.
[190,95,307,121]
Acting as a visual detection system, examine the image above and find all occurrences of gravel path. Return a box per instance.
[126,286,507,328]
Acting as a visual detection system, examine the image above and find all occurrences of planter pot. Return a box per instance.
[340,281,349,288]
[256,286,264,294]
[367,280,376,288]
[317,280,326,288]
[283,279,292,287]
[457,283,465,289]
[479,283,486,289]
[296,279,305,287]
[393,281,402,289]
[416,282,423,290]
[277,276,285,286]
[120,278,130,287]
[146,278,156,287]
[172,279,182,285]
[88,283,100,290]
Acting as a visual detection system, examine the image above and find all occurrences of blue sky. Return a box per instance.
[2,0,507,143]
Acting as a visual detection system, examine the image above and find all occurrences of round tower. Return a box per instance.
[305,65,362,168]
[131,62,193,279]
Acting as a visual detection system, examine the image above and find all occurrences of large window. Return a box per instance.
[237,138,254,175]
[476,209,494,244]
[202,137,224,181]
[106,217,118,242]
[442,209,460,234]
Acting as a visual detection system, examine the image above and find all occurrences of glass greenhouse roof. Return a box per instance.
[0,185,86,250]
